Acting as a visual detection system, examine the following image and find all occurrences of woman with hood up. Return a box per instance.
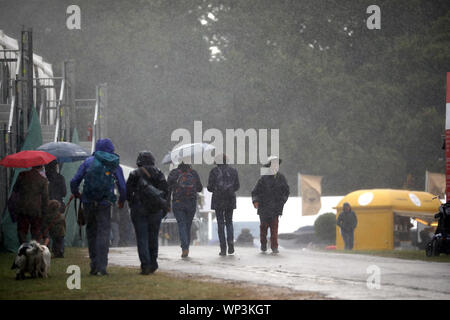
[126,151,169,275]
[337,202,358,250]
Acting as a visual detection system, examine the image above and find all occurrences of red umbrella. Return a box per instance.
[0,150,57,168]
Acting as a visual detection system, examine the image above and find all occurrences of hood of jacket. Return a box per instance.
[136,151,155,167]
[95,138,115,153]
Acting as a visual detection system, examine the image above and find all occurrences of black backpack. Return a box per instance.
[138,167,169,212]
[215,167,235,196]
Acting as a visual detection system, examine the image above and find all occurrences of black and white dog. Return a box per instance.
[11,240,51,280]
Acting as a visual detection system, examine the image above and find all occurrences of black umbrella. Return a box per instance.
[37,142,90,163]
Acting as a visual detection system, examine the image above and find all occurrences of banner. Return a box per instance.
[299,174,322,216]
[425,171,445,199]
[445,72,450,200]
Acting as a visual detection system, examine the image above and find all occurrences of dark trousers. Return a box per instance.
[131,208,163,272]
[84,202,111,273]
[173,199,197,250]
[52,236,65,257]
[17,215,41,244]
[216,208,234,250]
[260,216,279,250]
[341,230,354,250]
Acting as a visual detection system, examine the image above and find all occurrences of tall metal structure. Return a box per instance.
[445,72,450,201]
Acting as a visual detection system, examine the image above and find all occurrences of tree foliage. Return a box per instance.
[314,212,336,244]
[1,0,448,195]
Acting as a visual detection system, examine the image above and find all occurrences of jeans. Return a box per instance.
[84,202,111,273]
[216,208,234,250]
[260,216,279,250]
[341,230,354,250]
[173,199,197,250]
[131,207,163,271]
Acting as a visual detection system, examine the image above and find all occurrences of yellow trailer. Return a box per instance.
[335,189,441,250]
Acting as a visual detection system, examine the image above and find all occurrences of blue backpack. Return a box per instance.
[83,151,119,203]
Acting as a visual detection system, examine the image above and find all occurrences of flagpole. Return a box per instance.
[446,72,450,202]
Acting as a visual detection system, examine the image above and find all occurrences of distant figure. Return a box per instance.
[167,160,203,258]
[110,203,120,247]
[70,138,126,276]
[251,156,290,254]
[13,165,49,244]
[126,151,169,275]
[207,154,240,256]
[117,201,136,246]
[337,202,358,250]
[87,123,93,142]
[235,228,254,247]
[45,160,67,213]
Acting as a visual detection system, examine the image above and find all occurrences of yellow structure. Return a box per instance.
[335,189,441,250]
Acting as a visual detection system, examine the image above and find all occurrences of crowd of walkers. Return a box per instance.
[69,138,293,275]
[11,137,297,276]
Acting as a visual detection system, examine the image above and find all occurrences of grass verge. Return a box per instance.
[333,249,450,262]
[0,247,325,300]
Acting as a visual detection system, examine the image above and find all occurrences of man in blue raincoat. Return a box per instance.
[71,138,126,275]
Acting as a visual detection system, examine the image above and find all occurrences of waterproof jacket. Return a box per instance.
[337,205,358,233]
[127,158,169,213]
[46,163,67,203]
[167,163,203,204]
[251,172,290,222]
[207,164,240,210]
[13,168,49,218]
[70,138,126,205]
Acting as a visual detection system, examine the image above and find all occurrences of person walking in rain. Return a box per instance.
[167,159,203,258]
[45,160,67,213]
[70,138,126,276]
[127,151,169,275]
[251,156,290,254]
[337,202,357,250]
[207,154,240,256]
[12,165,49,244]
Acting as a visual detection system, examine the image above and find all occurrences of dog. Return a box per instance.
[11,240,51,280]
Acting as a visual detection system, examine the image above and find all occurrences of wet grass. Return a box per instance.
[0,247,323,300]
[334,249,450,262]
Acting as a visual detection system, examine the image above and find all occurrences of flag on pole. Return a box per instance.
[299,174,322,216]
[446,72,450,201]
[426,171,445,199]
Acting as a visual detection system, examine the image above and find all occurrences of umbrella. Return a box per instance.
[161,143,215,165]
[37,141,90,163]
[0,150,56,168]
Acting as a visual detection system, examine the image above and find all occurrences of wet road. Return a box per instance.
[108,246,450,300]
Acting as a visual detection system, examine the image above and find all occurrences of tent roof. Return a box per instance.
[336,189,441,222]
